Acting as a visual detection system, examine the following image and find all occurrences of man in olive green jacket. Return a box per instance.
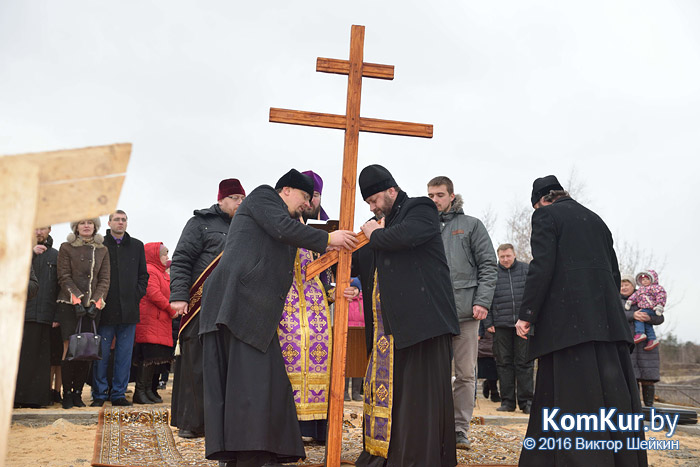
[428,176,497,451]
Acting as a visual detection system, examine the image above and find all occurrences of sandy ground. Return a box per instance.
[7,385,700,466]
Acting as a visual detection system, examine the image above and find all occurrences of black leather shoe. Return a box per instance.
[61,394,74,410]
[72,391,86,408]
[178,429,204,439]
[90,399,105,407]
[496,404,516,412]
[111,398,133,407]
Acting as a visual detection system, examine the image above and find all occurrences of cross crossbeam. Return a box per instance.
[269,108,432,138]
[269,25,432,467]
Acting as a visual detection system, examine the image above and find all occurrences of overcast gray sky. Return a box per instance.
[2,1,698,342]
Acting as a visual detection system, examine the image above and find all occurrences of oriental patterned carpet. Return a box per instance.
[91,405,520,466]
[92,406,214,467]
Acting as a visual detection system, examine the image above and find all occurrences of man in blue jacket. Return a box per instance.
[483,243,532,414]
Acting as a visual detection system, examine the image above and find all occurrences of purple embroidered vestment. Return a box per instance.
[277,248,332,421]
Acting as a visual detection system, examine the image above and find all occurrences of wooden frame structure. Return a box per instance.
[0,143,131,466]
[269,25,432,466]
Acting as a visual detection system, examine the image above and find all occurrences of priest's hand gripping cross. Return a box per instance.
[269,24,432,467]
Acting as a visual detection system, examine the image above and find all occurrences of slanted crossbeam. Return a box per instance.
[269,25,432,467]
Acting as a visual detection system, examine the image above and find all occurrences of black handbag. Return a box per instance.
[66,317,102,361]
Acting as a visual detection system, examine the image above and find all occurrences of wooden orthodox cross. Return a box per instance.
[269,25,432,466]
[0,143,131,466]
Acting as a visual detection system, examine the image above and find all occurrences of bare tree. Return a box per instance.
[480,205,498,236]
[616,239,664,277]
[505,205,533,263]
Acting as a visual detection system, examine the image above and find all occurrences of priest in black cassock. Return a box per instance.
[199,169,356,467]
[515,175,647,466]
[15,227,58,408]
[350,164,460,467]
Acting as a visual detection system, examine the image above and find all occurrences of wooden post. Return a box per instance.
[0,143,131,466]
[0,159,40,467]
[325,24,365,467]
[269,25,433,466]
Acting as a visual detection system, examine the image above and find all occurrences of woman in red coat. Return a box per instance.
[133,242,177,404]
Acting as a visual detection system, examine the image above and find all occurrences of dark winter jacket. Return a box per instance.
[478,321,495,358]
[27,266,39,301]
[484,259,529,329]
[100,230,149,326]
[519,197,632,360]
[438,195,497,321]
[25,235,59,324]
[170,204,232,303]
[622,294,663,382]
[136,243,176,347]
[200,185,329,352]
[352,190,460,353]
[57,236,110,307]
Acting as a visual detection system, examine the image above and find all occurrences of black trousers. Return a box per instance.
[493,327,533,409]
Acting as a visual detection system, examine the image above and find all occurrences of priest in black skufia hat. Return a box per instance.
[199,169,357,466]
[348,164,460,467]
[516,175,647,466]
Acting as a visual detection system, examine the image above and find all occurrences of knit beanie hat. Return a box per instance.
[275,169,315,198]
[217,178,246,200]
[621,274,636,288]
[530,175,564,207]
[359,164,397,200]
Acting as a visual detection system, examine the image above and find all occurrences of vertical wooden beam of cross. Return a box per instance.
[269,25,432,467]
[0,144,130,467]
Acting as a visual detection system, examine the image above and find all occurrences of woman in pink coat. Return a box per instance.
[133,242,177,404]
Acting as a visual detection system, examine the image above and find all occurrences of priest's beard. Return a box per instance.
[302,205,320,222]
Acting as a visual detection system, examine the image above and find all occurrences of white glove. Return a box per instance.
[654,305,664,316]
[624,300,632,311]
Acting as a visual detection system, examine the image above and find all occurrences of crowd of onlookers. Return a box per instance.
[14,211,179,410]
[475,243,666,413]
[14,184,667,425]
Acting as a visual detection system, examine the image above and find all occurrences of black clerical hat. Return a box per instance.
[275,169,315,198]
[531,175,563,206]
[359,164,397,200]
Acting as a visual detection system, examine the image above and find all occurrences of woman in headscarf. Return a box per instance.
[133,242,177,404]
[621,274,664,407]
[56,218,110,409]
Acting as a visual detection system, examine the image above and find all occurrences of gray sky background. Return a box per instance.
[2,1,698,342]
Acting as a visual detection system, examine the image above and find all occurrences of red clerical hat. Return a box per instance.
[217,178,246,200]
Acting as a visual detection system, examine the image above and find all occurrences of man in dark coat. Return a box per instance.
[169,178,246,438]
[515,175,647,466]
[199,169,356,465]
[92,210,148,407]
[14,227,59,408]
[351,165,460,467]
[483,243,533,414]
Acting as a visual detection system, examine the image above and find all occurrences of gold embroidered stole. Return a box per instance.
[363,271,394,458]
